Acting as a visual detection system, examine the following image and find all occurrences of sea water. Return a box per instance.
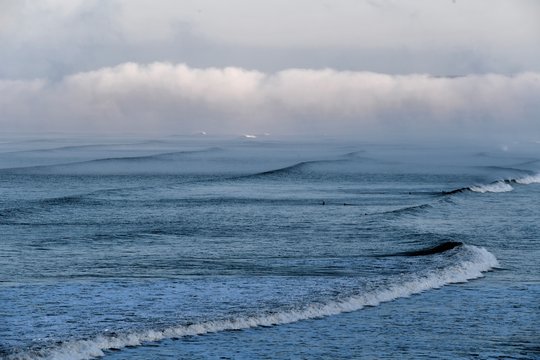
[0,135,538,359]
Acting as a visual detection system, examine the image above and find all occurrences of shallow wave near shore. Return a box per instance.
[9,245,498,360]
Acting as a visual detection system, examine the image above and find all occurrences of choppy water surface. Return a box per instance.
[0,136,538,359]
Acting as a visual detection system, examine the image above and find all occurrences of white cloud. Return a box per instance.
[1,1,539,78]
[1,63,539,140]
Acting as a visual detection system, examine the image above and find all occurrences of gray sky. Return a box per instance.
[1,0,539,140]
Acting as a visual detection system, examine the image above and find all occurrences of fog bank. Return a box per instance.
[1,63,539,142]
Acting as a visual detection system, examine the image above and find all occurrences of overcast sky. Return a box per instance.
[1,0,539,140]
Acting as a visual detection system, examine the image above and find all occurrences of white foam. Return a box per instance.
[13,245,498,360]
[469,181,513,193]
[515,173,540,185]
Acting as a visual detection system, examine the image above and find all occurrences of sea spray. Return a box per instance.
[515,173,540,185]
[469,182,513,193]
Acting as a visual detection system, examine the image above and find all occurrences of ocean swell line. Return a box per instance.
[12,245,498,360]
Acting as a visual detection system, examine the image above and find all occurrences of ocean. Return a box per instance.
[0,135,538,359]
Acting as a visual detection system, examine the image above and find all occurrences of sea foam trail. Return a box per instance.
[515,173,540,185]
[11,245,498,360]
[469,181,514,193]
[443,172,540,195]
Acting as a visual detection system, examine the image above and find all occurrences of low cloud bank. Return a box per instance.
[1,63,539,140]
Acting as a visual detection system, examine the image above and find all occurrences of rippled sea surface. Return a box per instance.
[1,136,538,359]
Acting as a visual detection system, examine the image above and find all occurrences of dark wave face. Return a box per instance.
[0,135,539,360]
[392,241,463,256]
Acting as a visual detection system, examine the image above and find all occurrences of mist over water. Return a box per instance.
[2,64,540,141]
[1,135,539,359]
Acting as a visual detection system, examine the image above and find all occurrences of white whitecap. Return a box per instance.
[515,173,540,185]
[11,245,498,360]
[469,181,513,193]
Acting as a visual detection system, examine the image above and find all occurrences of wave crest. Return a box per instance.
[443,171,540,196]
[10,245,498,360]
[515,173,540,185]
[469,181,513,193]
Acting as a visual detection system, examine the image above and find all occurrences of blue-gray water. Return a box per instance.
[0,136,538,359]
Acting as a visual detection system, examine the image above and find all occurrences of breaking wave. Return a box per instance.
[9,245,498,360]
[469,181,514,193]
[443,181,513,195]
[515,173,540,185]
[443,172,539,196]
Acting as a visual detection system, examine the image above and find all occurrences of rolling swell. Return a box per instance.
[0,206,34,219]
[252,159,349,177]
[9,245,498,360]
[214,158,356,183]
[78,147,223,164]
[0,143,137,155]
[0,187,142,221]
[251,161,310,176]
[378,203,433,216]
[0,147,222,173]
